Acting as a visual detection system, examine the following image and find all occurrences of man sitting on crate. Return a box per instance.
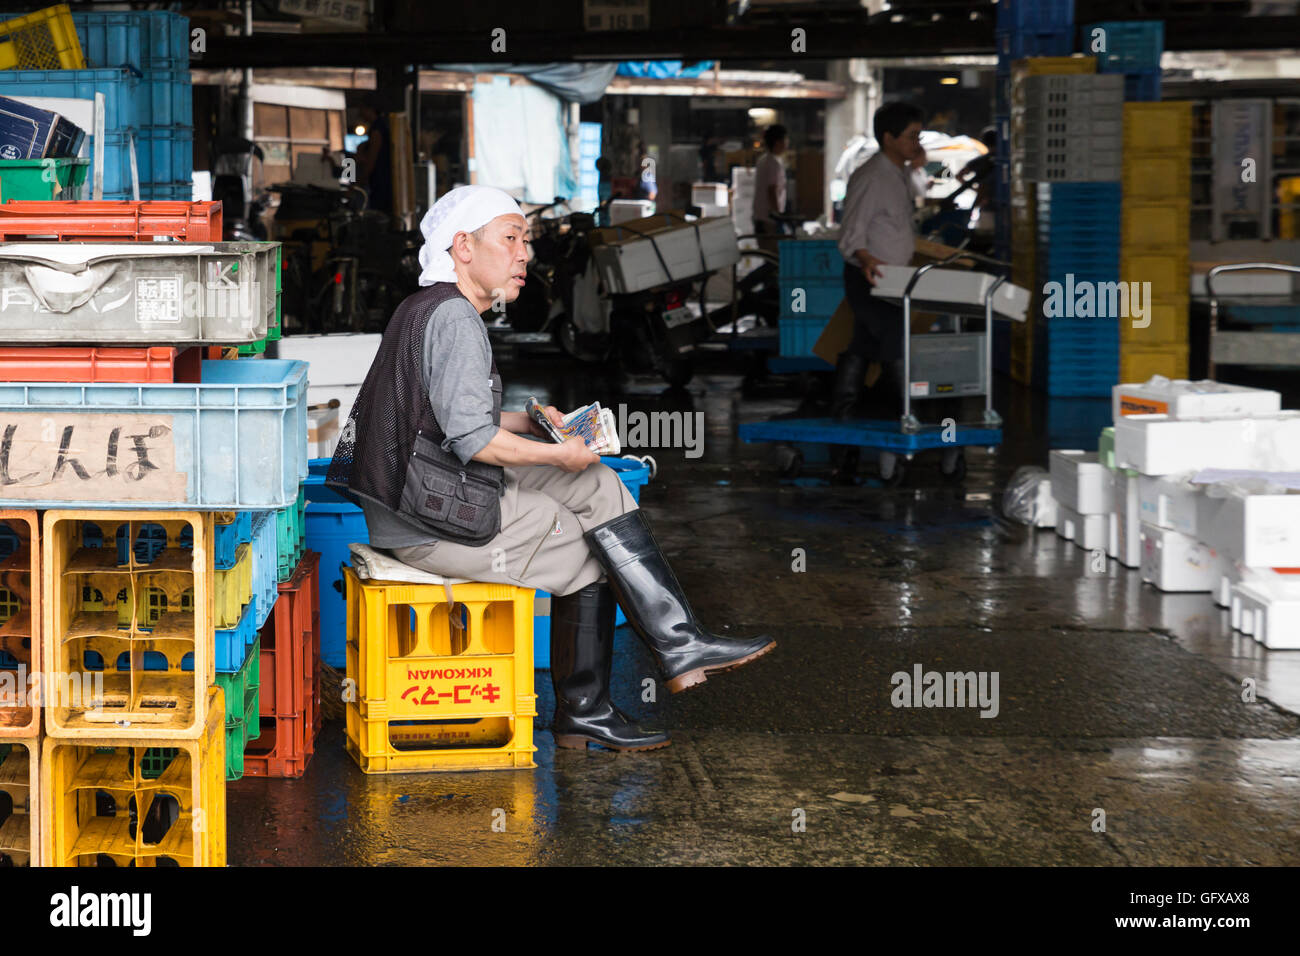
[326,185,774,753]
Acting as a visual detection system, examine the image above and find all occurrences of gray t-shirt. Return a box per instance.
[838,151,919,267]
[361,295,499,548]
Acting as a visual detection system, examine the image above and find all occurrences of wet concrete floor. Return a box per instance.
[227,353,1300,865]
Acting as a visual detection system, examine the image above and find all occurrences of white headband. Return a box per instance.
[416,185,525,286]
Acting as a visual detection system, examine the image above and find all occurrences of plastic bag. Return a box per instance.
[1002,465,1053,526]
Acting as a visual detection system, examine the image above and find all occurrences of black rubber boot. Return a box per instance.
[585,510,776,694]
[550,582,670,752]
[830,352,867,420]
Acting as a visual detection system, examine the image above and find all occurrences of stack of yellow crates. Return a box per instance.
[1120,101,1193,380]
[1007,55,1098,384]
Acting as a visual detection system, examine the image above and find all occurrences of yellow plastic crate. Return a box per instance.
[1120,344,1189,383]
[1119,295,1189,347]
[1012,55,1098,78]
[1123,102,1193,155]
[0,737,38,866]
[1122,157,1191,202]
[1121,251,1190,299]
[213,543,252,630]
[1280,177,1300,240]
[0,4,85,71]
[41,687,226,867]
[342,567,536,773]
[1122,199,1190,252]
[0,511,39,738]
[43,511,215,740]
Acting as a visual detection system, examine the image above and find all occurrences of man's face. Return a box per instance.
[886,122,923,162]
[464,213,531,303]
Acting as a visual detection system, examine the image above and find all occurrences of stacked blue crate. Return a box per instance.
[1033,182,1121,397]
[1085,20,1162,102]
[73,11,192,199]
[777,239,843,357]
[577,122,602,210]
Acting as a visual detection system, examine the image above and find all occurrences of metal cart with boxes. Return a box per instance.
[739,251,1025,485]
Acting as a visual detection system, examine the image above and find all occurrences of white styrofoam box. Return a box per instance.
[1191,270,1293,298]
[1113,413,1300,475]
[308,404,339,460]
[1059,503,1107,551]
[270,333,383,387]
[308,384,361,436]
[1050,450,1114,515]
[1112,379,1281,421]
[610,199,656,224]
[1115,470,1142,568]
[871,265,1030,322]
[1138,475,1167,527]
[1107,511,1119,559]
[1201,493,1300,567]
[1213,552,1243,608]
[1160,476,1201,537]
[1033,480,1058,529]
[1140,523,1218,593]
[691,182,728,207]
[1229,571,1300,648]
[593,216,739,294]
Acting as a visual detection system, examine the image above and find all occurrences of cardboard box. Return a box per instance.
[0,94,84,160]
[1111,379,1281,421]
[1050,450,1114,515]
[1140,523,1218,592]
[590,213,739,293]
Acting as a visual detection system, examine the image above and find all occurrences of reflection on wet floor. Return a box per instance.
[227,358,1300,866]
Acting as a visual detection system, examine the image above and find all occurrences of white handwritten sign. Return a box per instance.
[0,413,186,502]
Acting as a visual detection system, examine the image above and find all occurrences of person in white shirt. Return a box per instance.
[833,102,925,424]
[752,124,788,250]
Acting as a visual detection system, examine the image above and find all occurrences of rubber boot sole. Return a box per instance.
[665,640,777,694]
[554,733,673,752]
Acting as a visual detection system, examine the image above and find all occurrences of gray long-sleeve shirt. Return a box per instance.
[838,151,919,268]
[361,294,499,548]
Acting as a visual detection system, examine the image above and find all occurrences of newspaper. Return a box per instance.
[526,396,621,455]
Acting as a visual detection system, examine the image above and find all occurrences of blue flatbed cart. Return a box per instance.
[738,250,1021,485]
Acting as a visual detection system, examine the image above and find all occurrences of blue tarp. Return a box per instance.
[616,61,716,78]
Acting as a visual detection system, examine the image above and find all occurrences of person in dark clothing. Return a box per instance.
[357,101,393,216]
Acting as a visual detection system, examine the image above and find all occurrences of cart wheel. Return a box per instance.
[879,451,906,487]
[776,445,803,479]
[940,447,966,483]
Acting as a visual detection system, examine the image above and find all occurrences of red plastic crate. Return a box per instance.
[258,588,306,721]
[243,714,310,778]
[0,200,222,241]
[0,346,204,383]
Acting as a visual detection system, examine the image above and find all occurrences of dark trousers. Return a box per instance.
[842,262,904,362]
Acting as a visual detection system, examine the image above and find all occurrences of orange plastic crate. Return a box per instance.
[0,200,222,242]
[0,346,204,384]
[0,511,39,738]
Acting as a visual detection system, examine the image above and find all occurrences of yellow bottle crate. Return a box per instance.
[1121,251,1189,299]
[1121,199,1190,252]
[342,567,536,773]
[212,543,252,631]
[41,686,226,867]
[0,737,38,866]
[1123,102,1193,155]
[0,510,39,738]
[0,4,85,71]
[1012,55,1098,78]
[1122,157,1191,202]
[1280,177,1300,240]
[1120,344,1189,384]
[1119,295,1189,347]
[43,511,215,740]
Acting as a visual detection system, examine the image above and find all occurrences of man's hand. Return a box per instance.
[527,404,565,439]
[855,250,885,286]
[553,436,598,473]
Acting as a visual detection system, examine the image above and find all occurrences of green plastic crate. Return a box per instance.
[215,636,261,780]
[276,486,307,583]
[0,158,88,201]
[140,747,179,779]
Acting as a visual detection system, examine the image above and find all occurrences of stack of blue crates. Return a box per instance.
[71,10,192,199]
[993,0,1076,262]
[1033,182,1121,397]
[577,122,602,211]
[777,239,843,358]
[1085,20,1163,101]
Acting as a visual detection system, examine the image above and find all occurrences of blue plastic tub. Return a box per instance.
[304,459,365,669]
[777,240,841,281]
[250,511,279,631]
[137,124,192,184]
[140,71,193,127]
[0,360,306,510]
[779,278,843,320]
[997,0,1074,32]
[214,511,253,571]
[1086,21,1163,73]
[778,317,831,358]
[73,10,190,72]
[216,597,258,673]
[0,68,141,130]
